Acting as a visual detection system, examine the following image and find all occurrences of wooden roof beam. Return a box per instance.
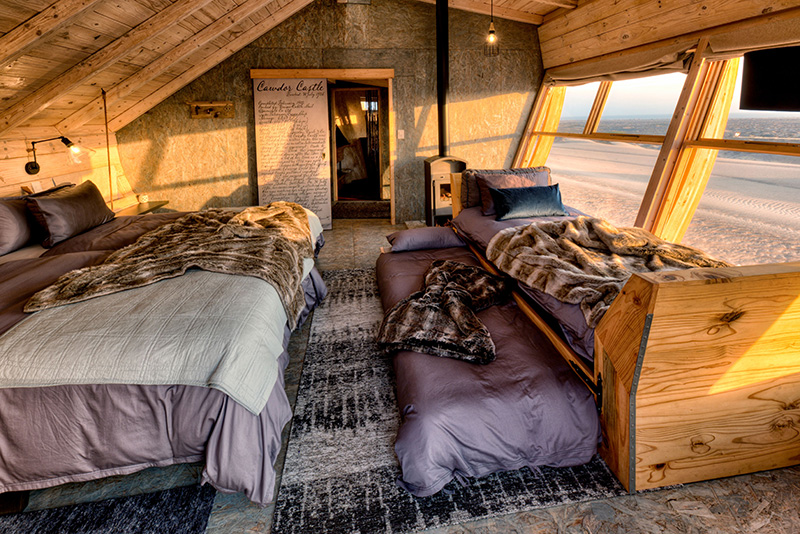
[415,0,543,25]
[58,0,276,132]
[109,0,316,131]
[529,0,577,8]
[0,0,215,137]
[0,0,104,68]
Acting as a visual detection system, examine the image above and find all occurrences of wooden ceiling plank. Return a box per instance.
[59,0,276,132]
[415,0,543,24]
[0,0,216,136]
[0,0,104,68]
[522,0,575,9]
[110,0,316,131]
[46,24,117,55]
[90,0,156,28]
[540,0,800,68]
[507,0,558,17]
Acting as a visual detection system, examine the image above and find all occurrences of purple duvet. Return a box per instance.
[0,213,327,505]
[376,247,599,497]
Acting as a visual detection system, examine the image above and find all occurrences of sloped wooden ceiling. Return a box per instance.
[0,0,572,140]
[0,0,319,138]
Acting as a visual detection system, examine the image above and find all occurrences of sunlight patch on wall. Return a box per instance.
[708,293,800,395]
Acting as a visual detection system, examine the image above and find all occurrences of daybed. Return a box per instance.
[447,168,800,492]
[375,230,601,496]
[0,181,327,506]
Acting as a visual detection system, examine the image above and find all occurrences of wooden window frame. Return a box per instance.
[514,41,799,244]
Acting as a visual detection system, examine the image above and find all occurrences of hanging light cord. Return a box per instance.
[102,88,114,211]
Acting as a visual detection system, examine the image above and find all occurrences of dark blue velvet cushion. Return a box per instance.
[488,184,569,220]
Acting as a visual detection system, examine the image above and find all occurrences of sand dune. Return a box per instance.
[548,138,800,265]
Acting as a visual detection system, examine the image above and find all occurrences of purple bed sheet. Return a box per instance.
[0,213,327,505]
[376,247,600,497]
[451,206,595,362]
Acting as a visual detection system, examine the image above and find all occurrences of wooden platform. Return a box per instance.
[597,262,800,491]
[449,171,800,493]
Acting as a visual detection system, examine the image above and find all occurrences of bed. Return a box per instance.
[0,181,327,507]
[448,168,800,493]
[376,230,601,497]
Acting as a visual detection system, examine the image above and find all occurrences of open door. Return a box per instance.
[331,85,388,203]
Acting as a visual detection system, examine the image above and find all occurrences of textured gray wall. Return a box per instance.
[117,0,543,222]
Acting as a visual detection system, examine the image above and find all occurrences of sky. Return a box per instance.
[561,69,799,119]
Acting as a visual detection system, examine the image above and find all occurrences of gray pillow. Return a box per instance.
[476,168,550,216]
[0,199,32,255]
[386,227,465,252]
[27,181,115,247]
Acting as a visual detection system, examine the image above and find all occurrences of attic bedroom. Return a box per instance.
[0,0,798,532]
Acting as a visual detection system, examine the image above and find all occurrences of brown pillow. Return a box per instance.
[26,181,115,247]
[476,168,551,216]
[0,199,32,255]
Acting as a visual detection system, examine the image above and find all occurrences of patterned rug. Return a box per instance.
[272,269,625,534]
[0,484,215,533]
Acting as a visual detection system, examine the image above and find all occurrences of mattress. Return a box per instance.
[0,209,327,505]
[376,247,600,497]
[451,206,595,362]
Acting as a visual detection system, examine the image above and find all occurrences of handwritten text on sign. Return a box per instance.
[254,79,331,229]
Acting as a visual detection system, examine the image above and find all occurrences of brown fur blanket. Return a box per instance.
[486,216,731,328]
[25,201,314,328]
[377,260,510,364]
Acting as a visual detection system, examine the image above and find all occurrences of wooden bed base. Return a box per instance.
[450,173,800,492]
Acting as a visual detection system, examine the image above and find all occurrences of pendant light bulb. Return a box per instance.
[484,0,499,56]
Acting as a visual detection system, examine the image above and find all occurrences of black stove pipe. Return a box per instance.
[436,0,449,157]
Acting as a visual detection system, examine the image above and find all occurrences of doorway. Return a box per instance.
[249,68,396,223]
[331,85,389,203]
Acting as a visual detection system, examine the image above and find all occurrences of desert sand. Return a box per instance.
[548,138,800,265]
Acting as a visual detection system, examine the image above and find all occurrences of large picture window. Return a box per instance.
[515,49,799,265]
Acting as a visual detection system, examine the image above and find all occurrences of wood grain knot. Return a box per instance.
[772,417,796,432]
[647,463,667,483]
[690,435,713,454]
[707,309,745,334]
[719,310,745,323]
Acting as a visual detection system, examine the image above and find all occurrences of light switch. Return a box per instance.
[397,129,405,139]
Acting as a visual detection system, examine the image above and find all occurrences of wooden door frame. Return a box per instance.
[250,68,396,223]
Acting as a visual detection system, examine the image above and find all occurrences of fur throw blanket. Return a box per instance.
[26,201,314,328]
[486,216,732,328]
[377,260,510,364]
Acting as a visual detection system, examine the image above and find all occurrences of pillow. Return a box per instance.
[489,184,569,221]
[386,226,465,252]
[26,181,115,247]
[0,199,32,255]
[475,168,550,216]
[0,184,79,255]
[460,167,550,211]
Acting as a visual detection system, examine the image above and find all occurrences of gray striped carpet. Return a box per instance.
[0,484,214,533]
[272,269,624,534]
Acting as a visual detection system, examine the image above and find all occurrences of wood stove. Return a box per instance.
[425,155,465,226]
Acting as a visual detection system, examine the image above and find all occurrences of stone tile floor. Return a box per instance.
[26,219,800,533]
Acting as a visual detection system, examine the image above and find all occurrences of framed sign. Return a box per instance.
[253,78,332,229]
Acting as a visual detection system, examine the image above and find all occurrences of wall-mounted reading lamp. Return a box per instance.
[25,137,81,175]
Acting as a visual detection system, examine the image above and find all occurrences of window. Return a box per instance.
[596,73,686,136]
[557,82,600,133]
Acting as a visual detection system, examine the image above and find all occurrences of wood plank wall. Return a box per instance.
[538,0,800,68]
[0,127,138,210]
